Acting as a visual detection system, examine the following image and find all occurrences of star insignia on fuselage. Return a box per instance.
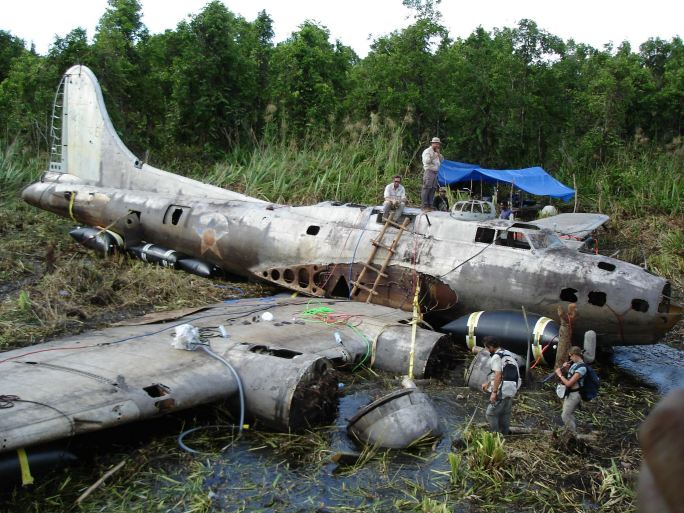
[195,214,229,260]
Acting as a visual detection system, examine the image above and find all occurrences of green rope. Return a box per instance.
[296,303,372,371]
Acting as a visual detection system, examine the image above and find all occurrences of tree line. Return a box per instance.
[1,0,683,173]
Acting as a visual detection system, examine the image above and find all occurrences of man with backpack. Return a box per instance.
[555,345,589,432]
[481,336,520,435]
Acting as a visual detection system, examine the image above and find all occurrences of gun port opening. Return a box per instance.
[588,291,607,307]
[163,205,190,225]
[631,299,649,313]
[560,288,578,302]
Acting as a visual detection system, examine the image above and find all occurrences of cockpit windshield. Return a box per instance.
[527,230,565,250]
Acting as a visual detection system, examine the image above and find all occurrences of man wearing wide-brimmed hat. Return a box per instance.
[421,137,444,210]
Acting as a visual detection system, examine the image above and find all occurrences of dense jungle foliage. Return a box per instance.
[0,0,682,210]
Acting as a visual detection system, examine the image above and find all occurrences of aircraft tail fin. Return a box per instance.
[49,65,259,202]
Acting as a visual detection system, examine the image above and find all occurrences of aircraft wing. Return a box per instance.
[532,213,609,239]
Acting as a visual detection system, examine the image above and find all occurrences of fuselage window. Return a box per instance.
[495,230,531,250]
[527,231,564,250]
[475,227,495,243]
[631,299,649,313]
[163,205,190,226]
[588,291,607,306]
[598,261,616,272]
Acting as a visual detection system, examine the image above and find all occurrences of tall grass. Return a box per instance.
[557,148,683,217]
[3,127,681,217]
[0,139,42,200]
[593,459,636,512]
[195,120,413,205]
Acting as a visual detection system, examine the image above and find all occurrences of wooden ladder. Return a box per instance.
[351,217,410,303]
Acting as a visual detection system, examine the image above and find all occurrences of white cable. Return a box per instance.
[177,345,246,454]
[199,345,245,438]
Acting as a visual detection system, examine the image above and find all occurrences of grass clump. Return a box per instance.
[558,149,684,218]
[464,429,506,471]
[0,139,42,200]
[600,215,684,290]
[0,242,270,350]
[593,459,636,513]
[419,496,452,513]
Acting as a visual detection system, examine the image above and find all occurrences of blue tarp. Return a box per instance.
[438,160,575,202]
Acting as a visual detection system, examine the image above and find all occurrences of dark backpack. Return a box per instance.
[578,363,600,401]
[495,351,520,397]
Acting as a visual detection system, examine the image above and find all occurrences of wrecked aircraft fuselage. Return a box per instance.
[22,65,682,347]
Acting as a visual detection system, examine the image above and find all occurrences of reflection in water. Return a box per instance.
[612,344,684,394]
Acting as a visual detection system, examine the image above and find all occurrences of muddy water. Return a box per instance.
[203,378,473,512]
[154,355,478,512]
[196,390,466,512]
[612,344,684,394]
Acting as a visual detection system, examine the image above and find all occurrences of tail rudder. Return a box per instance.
[49,65,259,202]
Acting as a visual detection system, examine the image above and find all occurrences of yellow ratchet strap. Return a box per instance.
[67,191,77,222]
[408,281,421,380]
[17,448,34,486]
[532,316,553,360]
[466,311,484,350]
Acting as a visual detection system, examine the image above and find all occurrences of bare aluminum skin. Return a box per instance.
[0,311,334,452]
[347,380,442,449]
[0,297,454,454]
[22,65,682,347]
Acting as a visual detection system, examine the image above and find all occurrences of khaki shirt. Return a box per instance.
[422,146,444,174]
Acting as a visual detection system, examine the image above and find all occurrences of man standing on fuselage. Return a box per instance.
[421,137,443,211]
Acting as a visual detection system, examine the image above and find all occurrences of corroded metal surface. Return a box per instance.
[347,387,442,449]
[21,65,683,347]
[0,297,456,454]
